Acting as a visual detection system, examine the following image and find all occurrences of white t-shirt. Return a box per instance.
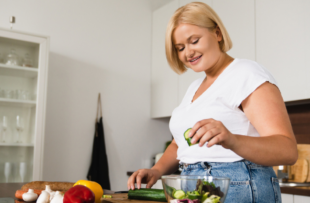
[169,58,278,163]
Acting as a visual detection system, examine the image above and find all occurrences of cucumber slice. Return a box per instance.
[173,190,186,199]
[184,128,197,146]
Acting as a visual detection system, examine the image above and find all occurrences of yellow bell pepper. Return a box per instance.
[74,180,103,203]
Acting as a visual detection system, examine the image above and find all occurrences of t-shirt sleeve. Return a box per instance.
[228,60,278,108]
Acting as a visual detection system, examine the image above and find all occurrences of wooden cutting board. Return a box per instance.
[101,193,165,203]
[288,159,309,183]
[297,144,310,182]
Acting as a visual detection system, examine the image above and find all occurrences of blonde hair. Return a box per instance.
[165,2,233,74]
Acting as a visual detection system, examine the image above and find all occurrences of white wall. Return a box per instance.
[0,0,172,191]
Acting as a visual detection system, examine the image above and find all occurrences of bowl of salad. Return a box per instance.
[161,175,230,203]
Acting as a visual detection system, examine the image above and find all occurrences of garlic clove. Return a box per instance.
[45,185,53,192]
[22,189,38,202]
[37,191,50,203]
[50,191,64,203]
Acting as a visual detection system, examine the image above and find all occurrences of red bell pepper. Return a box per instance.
[64,185,95,203]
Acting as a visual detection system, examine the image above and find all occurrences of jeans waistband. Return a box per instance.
[179,159,256,170]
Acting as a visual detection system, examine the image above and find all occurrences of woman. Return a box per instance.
[128,2,297,202]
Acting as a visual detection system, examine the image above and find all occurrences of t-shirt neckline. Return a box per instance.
[190,58,238,105]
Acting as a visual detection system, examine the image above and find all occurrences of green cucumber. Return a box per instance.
[184,128,197,146]
[128,188,166,202]
[173,190,186,199]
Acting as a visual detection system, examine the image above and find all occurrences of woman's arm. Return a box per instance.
[152,139,179,175]
[189,82,298,166]
[127,139,179,190]
[232,82,298,166]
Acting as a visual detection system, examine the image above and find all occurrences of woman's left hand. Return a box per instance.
[189,119,237,149]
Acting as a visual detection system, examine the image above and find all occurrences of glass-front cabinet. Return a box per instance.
[0,28,49,182]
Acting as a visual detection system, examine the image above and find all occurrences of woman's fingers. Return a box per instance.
[191,122,216,144]
[198,128,220,147]
[189,119,214,138]
[127,171,138,190]
[136,170,147,189]
[146,176,157,189]
[206,132,223,148]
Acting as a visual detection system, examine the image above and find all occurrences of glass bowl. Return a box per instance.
[161,175,230,203]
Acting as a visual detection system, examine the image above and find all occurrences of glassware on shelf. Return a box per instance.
[16,115,24,143]
[0,53,3,63]
[19,162,26,182]
[4,89,14,99]
[0,88,3,98]
[2,116,8,143]
[22,53,33,67]
[4,162,11,183]
[5,49,20,66]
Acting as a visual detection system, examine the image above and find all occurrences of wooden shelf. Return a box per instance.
[0,63,38,78]
[0,143,34,147]
[0,98,36,107]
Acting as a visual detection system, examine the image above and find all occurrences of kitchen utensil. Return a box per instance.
[100,193,159,203]
[297,144,310,182]
[161,175,230,203]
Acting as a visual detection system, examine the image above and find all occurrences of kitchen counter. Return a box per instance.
[0,183,114,198]
[281,186,310,197]
[127,172,310,197]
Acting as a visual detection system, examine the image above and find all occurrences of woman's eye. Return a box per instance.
[178,47,184,52]
[192,39,199,44]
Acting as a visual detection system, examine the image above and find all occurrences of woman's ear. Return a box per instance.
[215,26,223,42]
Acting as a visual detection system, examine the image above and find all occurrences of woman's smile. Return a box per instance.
[188,55,202,65]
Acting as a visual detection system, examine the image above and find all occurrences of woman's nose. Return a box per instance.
[185,48,194,59]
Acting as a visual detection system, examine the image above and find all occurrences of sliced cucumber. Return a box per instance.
[173,190,186,199]
[184,128,197,146]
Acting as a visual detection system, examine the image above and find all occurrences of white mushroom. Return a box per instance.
[37,191,50,203]
[22,189,38,202]
[50,191,64,203]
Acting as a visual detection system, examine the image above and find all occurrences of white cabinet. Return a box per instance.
[151,0,179,118]
[282,194,294,203]
[294,195,310,203]
[256,0,309,102]
[0,28,49,182]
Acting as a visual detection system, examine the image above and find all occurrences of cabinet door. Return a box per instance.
[304,0,310,98]
[0,28,49,182]
[256,0,307,101]
[151,0,179,118]
[294,195,310,202]
[178,0,210,103]
[281,194,294,203]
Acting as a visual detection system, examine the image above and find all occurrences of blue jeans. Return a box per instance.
[180,160,282,203]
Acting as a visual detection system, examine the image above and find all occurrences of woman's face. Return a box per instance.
[173,23,223,73]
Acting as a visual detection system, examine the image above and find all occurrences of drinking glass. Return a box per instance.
[16,115,24,143]
[4,162,11,183]
[2,116,8,142]
[5,49,19,66]
[22,53,33,67]
[19,162,26,182]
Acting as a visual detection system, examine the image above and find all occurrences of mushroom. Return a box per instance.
[22,189,38,202]
[37,191,50,203]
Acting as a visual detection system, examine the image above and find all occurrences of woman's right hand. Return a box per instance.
[127,168,161,190]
